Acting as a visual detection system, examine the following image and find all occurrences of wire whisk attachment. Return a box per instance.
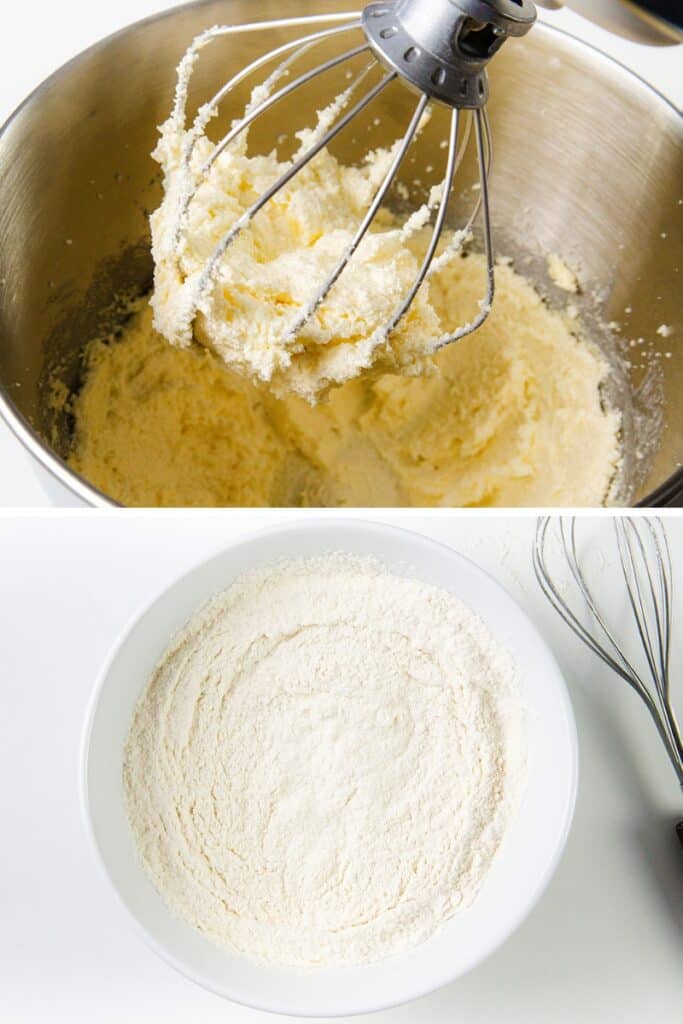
[534,517,683,846]
[164,2,537,372]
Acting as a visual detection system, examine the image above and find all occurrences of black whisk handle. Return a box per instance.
[676,820,683,851]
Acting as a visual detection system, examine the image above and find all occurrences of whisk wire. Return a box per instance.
[534,517,683,789]
[385,106,461,338]
[623,521,679,759]
[284,90,431,342]
[176,30,370,250]
[534,520,646,693]
[645,518,672,685]
[181,21,365,173]
[418,111,490,292]
[617,520,666,695]
[614,520,683,764]
[652,517,675,696]
[202,41,370,176]
[564,519,643,681]
[437,108,495,348]
[171,16,368,144]
[196,69,396,297]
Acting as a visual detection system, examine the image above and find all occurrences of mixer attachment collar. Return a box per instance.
[362,0,536,109]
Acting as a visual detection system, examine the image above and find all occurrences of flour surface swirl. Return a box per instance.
[124,554,527,966]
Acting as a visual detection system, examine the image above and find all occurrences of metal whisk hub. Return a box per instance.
[362,0,537,109]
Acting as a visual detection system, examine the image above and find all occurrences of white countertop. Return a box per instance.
[0,0,681,507]
[1,512,682,1022]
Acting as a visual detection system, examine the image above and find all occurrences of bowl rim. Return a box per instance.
[0,5,680,508]
[79,516,579,1017]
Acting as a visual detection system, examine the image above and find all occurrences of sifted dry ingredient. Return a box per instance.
[124,554,527,967]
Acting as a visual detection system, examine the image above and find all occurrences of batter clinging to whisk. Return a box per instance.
[151,1,537,402]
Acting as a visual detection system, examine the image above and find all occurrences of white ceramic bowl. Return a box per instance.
[81,519,578,1017]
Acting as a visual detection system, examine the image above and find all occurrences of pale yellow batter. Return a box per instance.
[152,85,447,403]
[68,254,623,508]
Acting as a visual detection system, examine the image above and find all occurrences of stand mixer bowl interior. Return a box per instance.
[0,0,680,506]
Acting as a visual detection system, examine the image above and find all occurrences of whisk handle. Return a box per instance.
[677,820,683,851]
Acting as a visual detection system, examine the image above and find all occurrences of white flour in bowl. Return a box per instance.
[124,554,527,967]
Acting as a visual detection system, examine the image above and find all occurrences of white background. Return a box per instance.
[1,511,682,1022]
[0,0,682,506]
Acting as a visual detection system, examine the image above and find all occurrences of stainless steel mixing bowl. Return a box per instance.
[0,1,681,507]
